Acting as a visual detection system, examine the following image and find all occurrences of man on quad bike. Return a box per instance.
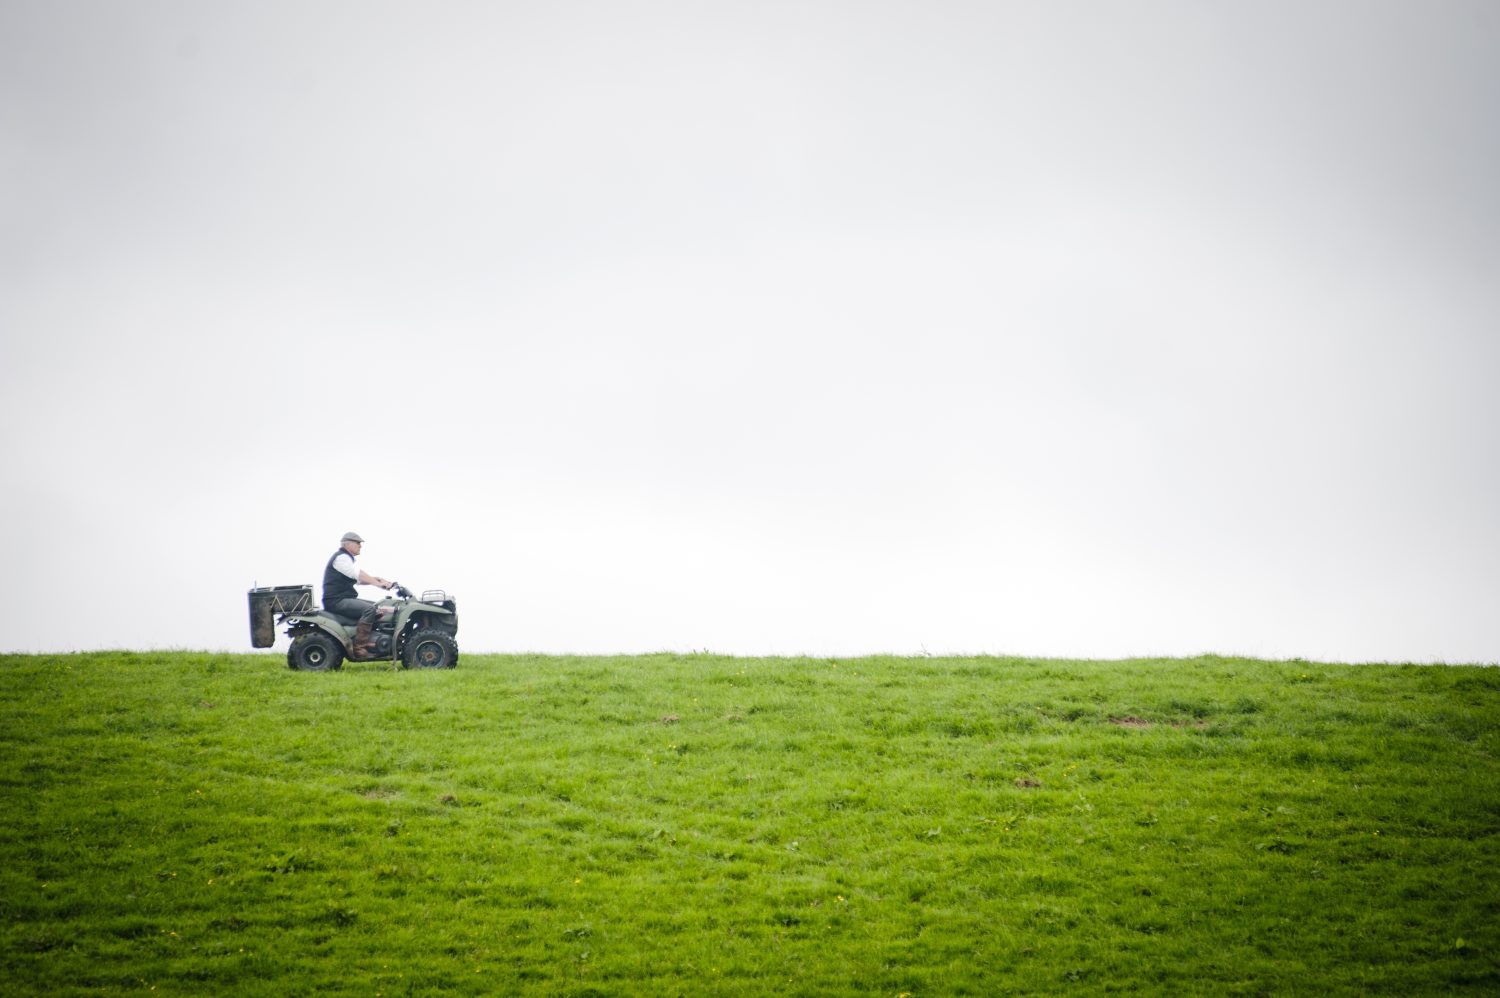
[324,531,394,657]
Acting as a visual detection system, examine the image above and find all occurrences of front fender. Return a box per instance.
[392,602,456,636]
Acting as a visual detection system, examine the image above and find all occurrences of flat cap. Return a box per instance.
[341,531,365,543]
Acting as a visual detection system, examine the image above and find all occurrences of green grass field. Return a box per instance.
[2,651,1497,995]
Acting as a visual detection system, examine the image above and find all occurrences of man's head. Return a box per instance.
[341,531,364,555]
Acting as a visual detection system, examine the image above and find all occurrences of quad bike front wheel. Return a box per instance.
[402,631,458,670]
[288,632,345,672]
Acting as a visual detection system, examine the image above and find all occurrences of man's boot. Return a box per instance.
[353,617,375,659]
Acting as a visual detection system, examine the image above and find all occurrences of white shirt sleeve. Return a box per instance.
[332,552,360,581]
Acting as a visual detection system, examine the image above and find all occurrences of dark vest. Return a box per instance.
[323,549,358,606]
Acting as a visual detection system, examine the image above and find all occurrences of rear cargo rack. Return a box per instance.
[247,585,314,647]
[252,585,314,613]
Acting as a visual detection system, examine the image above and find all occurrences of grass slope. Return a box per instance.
[1,652,1497,995]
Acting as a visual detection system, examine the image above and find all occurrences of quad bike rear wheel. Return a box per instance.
[288,632,345,671]
[403,631,458,669]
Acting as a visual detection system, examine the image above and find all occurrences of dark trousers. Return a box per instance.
[328,597,377,625]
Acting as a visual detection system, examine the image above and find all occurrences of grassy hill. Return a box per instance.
[2,651,1497,995]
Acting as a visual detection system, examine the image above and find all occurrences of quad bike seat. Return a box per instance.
[324,608,363,627]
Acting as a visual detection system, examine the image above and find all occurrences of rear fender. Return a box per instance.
[285,612,355,651]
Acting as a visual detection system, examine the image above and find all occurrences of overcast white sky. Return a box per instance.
[2,0,1496,661]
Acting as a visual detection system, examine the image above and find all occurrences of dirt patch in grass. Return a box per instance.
[1110,717,1154,729]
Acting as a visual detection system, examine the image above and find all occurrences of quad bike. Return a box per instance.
[247,583,459,671]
